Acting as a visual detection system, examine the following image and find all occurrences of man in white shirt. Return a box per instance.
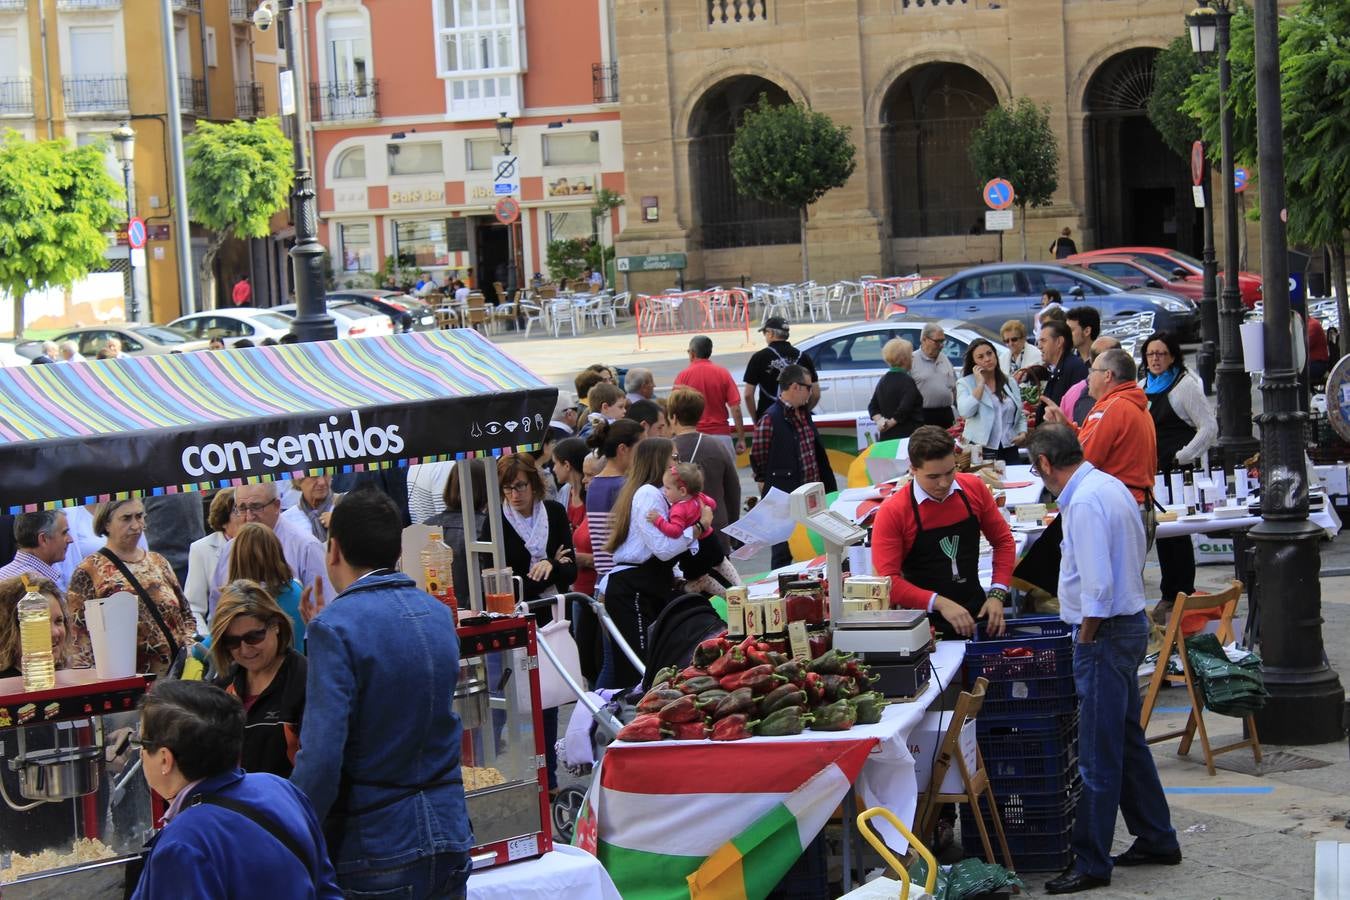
[1027,425,1179,895]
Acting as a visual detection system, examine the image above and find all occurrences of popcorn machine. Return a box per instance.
[0,670,156,896]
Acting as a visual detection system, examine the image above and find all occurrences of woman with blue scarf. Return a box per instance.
[1140,331,1217,624]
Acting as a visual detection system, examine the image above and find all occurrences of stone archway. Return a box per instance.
[687,75,799,250]
[880,63,997,238]
[1084,48,1200,252]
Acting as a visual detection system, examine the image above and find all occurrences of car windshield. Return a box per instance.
[133,326,193,345]
[1169,249,1203,269]
[1125,258,1179,282]
[1059,265,1128,290]
[252,312,295,329]
[328,304,367,321]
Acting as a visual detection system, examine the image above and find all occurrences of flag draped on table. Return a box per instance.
[576,738,878,900]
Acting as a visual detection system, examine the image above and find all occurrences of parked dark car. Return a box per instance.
[886,262,1200,341]
[324,289,437,332]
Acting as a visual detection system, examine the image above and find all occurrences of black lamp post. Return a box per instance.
[110,122,140,323]
[1185,10,1219,394]
[1246,0,1345,745]
[1190,0,1259,468]
[255,0,335,342]
[495,112,519,295]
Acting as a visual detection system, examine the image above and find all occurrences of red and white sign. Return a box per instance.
[494,197,520,225]
[1191,140,1205,186]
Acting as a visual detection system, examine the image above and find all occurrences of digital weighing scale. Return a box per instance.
[789,482,867,624]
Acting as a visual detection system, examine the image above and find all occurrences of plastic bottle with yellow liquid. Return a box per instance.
[420,532,456,607]
[18,576,55,691]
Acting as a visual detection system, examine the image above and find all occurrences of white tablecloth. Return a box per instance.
[468,844,621,900]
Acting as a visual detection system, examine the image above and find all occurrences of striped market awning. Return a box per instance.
[0,329,557,512]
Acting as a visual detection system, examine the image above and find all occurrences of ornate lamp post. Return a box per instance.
[1184,9,1219,394]
[110,123,140,323]
[253,0,335,342]
[496,112,519,294]
[1246,0,1345,744]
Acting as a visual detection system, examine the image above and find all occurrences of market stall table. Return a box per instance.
[577,641,965,899]
[468,844,620,900]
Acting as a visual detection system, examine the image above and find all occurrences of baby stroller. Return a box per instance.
[540,592,727,841]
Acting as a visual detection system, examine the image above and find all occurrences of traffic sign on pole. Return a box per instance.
[1191,140,1205,186]
[1234,167,1249,193]
[983,178,1014,211]
[127,216,147,250]
[492,155,520,198]
[494,197,520,225]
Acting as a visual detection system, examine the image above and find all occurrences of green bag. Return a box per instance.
[1184,633,1269,717]
[909,857,1026,900]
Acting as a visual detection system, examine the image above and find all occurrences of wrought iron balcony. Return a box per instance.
[56,0,121,9]
[235,81,263,118]
[171,0,201,11]
[309,80,379,122]
[178,75,207,115]
[592,62,618,104]
[0,77,33,116]
[0,0,28,10]
[229,0,250,21]
[62,75,128,115]
[707,0,769,24]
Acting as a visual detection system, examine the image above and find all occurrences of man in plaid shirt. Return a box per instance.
[751,364,836,568]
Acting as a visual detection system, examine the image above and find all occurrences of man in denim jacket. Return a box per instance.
[292,491,472,898]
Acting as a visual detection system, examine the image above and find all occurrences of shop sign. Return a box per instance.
[616,253,687,273]
[469,183,497,201]
[389,186,446,209]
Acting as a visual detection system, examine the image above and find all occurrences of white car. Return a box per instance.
[271,302,395,339]
[169,308,296,346]
[795,319,1009,416]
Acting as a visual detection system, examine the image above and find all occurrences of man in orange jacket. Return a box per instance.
[1041,348,1156,502]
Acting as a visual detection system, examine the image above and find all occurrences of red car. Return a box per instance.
[1071,246,1262,308]
[1064,254,1204,302]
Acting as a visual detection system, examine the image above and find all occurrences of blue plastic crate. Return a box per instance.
[978,712,1078,759]
[961,814,1073,858]
[965,617,1074,684]
[987,781,1081,829]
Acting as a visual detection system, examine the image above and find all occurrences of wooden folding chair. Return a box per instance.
[1140,580,1262,776]
[914,677,1014,870]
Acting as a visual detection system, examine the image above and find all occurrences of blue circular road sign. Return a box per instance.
[983,178,1015,210]
[127,217,147,249]
[1234,167,1249,194]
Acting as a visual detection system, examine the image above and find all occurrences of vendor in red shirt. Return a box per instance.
[871,426,1013,638]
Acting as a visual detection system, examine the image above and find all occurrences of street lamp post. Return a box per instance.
[254,0,335,342]
[496,112,519,295]
[111,123,140,323]
[1246,0,1345,744]
[1185,11,1219,394]
[1192,0,1260,468]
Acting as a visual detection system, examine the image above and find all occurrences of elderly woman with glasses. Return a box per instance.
[67,499,196,677]
[210,580,307,778]
[129,680,340,899]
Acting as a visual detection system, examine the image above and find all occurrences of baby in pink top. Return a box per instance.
[647,462,716,539]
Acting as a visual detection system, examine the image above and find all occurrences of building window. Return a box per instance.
[465,137,498,171]
[394,219,451,267]
[547,209,594,243]
[435,0,523,119]
[543,131,600,166]
[387,141,442,177]
[335,146,365,179]
[339,223,374,271]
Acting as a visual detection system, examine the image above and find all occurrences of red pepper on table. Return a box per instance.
[745,641,774,667]
[637,688,684,714]
[718,664,784,695]
[803,672,826,704]
[711,713,757,741]
[659,695,703,724]
[663,719,709,740]
[680,675,721,696]
[711,687,756,720]
[678,665,705,682]
[616,714,664,742]
[693,636,730,668]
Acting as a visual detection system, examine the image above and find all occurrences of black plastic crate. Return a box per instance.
[961,814,1073,858]
[1007,846,1075,873]
[979,712,1079,792]
[963,800,1078,838]
[989,781,1080,830]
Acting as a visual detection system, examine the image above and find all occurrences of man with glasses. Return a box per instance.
[1059,336,1122,426]
[1025,426,1178,895]
[208,482,331,621]
[751,364,836,568]
[911,323,957,428]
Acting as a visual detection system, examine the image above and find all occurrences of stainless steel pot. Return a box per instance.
[16,745,103,801]
[453,658,489,732]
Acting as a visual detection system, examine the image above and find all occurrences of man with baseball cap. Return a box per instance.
[742,316,818,421]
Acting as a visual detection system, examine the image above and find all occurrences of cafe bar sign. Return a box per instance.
[389,185,446,209]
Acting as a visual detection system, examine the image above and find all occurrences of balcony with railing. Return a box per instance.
[0,0,28,11]
[229,0,250,22]
[56,0,121,9]
[309,80,379,122]
[592,62,618,104]
[235,81,263,118]
[707,0,769,24]
[171,0,201,11]
[62,75,128,114]
[178,74,207,115]
[0,77,33,116]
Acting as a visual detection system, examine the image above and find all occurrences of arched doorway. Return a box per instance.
[688,76,799,249]
[881,64,997,238]
[1085,49,1200,252]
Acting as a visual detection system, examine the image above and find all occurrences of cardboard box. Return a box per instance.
[908,711,978,794]
[844,576,890,601]
[842,597,884,615]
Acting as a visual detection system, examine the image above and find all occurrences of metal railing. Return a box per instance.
[229,0,250,21]
[56,0,121,9]
[0,77,33,115]
[62,75,128,114]
[883,117,989,237]
[235,81,263,118]
[171,0,201,11]
[0,0,28,10]
[592,62,618,104]
[179,75,207,115]
[309,80,379,122]
[707,0,769,24]
[691,132,799,249]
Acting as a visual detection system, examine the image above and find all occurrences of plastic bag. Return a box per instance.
[909,857,1026,900]
[1184,633,1269,717]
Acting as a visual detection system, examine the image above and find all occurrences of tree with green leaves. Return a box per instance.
[546,238,590,285]
[184,118,293,304]
[1184,2,1350,351]
[0,131,122,337]
[729,97,856,281]
[1147,36,1206,160]
[968,98,1060,260]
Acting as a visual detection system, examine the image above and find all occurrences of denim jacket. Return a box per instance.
[291,571,472,874]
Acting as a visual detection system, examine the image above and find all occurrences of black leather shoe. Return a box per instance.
[1044,867,1111,894]
[1113,841,1183,866]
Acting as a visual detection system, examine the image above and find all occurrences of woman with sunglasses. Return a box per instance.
[228,523,305,649]
[210,580,307,778]
[129,680,340,899]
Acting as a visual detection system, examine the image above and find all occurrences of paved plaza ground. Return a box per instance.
[503,312,1350,897]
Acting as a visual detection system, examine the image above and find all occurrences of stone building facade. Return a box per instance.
[613,0,1261,290]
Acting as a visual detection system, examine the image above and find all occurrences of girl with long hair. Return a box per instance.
[227,523,304,648]
[957,338,1026,464]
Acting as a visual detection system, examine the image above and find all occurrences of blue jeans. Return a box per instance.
[338,850,471,899]
[1070,611,1178,879]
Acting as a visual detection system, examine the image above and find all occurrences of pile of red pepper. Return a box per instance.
[614,637,889,743]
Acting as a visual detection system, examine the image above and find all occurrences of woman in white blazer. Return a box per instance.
[956,339,1026,464]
